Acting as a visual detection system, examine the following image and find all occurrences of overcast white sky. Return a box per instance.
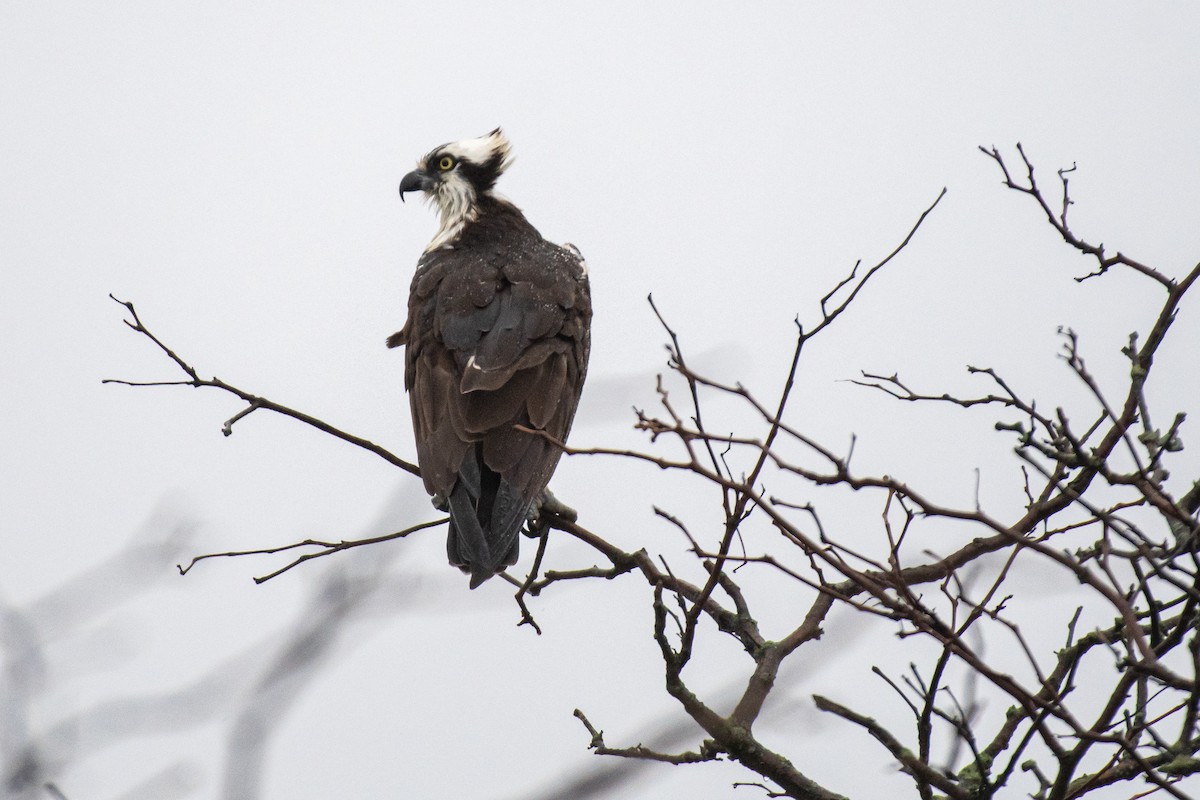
[3,4,1199,799]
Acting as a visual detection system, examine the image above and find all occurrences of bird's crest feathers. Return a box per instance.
[435,127,514,175]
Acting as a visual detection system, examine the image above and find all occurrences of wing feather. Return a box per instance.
[526,352,567,429]
[398,204,592,587]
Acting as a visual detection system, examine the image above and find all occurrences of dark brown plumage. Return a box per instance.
[391,130,591,588]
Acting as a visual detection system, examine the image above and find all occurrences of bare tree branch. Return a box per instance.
[105,294,420,477]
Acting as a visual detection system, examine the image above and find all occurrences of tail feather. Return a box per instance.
[446,482,492,585]
[445,453,528,589]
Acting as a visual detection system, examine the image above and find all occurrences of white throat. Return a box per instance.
[419,129,514,252]
[426,172,478,252]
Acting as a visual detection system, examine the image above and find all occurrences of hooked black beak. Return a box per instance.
[399,169,435,202]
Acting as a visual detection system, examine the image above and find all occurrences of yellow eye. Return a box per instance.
[437,156,455,171]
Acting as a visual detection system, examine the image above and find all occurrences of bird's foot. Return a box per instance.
[523,488,577,537]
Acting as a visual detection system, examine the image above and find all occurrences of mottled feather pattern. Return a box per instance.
[401,188,591,587]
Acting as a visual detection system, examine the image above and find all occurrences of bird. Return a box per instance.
[389,128,592,588]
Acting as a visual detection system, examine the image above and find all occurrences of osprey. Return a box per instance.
[390,129,591,588]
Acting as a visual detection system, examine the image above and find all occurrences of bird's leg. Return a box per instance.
[537,487,578,521]
[523,487,577,539]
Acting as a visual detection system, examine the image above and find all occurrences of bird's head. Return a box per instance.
[399,128,514,202]
[399,127,514,230]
